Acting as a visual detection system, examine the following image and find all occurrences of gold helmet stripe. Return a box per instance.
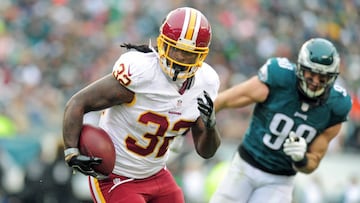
[185,9,197,40]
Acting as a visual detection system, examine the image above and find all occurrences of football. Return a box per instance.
[78,124,116,175]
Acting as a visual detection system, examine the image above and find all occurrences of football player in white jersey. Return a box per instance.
[62,7,221,203]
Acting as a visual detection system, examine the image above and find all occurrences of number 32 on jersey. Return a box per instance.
[126,112,195,158]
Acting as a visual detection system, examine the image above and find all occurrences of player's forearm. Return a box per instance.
[194,127,221,159]
[295,132,332,174]
[63,98,85,149]
[294,153,321,174]
[214,96,226,113]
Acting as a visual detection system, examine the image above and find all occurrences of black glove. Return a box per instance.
[197,91,216,128]
[65,148,108,180]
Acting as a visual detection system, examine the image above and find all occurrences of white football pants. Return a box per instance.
[209,153,295,203]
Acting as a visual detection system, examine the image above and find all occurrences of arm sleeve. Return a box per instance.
[112,51,150,92]
[329,87,353,126]
[258,57,296,89]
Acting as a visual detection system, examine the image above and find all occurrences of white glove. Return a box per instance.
[283,131,307,162]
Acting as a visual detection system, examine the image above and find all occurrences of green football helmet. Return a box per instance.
[296,38,340,100]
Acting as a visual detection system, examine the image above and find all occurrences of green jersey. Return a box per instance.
[239,57,352,175]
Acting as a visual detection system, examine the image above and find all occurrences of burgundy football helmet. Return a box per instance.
[157,7,212,81]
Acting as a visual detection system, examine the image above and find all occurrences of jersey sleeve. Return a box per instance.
[258,57,296,88]
[112,51,153,92]
[199,63,220,101]
[328,85,353,126]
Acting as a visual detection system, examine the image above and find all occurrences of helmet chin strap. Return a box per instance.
[172,63,186,81]
[173,69,180,81]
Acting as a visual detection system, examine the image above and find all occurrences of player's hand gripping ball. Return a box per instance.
[283,131,307,162]
[79,124,116,175]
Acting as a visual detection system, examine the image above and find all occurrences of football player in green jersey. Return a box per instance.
[210,38,352,203]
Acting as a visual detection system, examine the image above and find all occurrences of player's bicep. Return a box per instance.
[215,76,268,111]
[74,74,134,112]
[247,76,269,102]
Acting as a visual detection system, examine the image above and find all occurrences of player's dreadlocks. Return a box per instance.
[120,43,157,53]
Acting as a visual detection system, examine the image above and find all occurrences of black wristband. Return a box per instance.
[293,156,308,168]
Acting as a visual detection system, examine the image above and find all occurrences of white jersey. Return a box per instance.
[99,50,220,179]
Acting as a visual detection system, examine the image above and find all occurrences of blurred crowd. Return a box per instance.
[0,0,359,203]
